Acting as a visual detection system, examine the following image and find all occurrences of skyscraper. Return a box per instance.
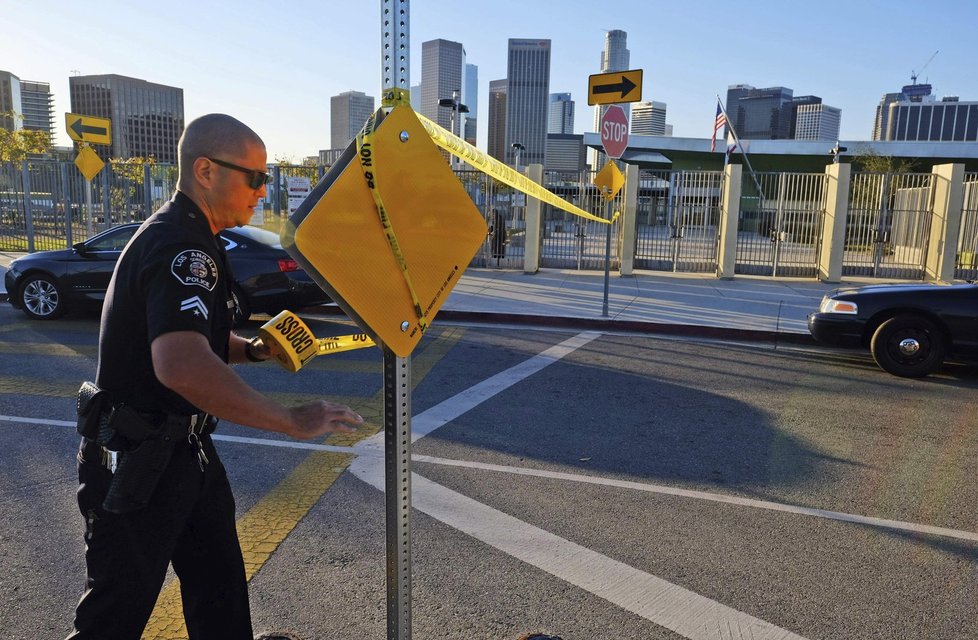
[592,30,629,167]
[420,39,466,134]
[19,80,55,142]
[548,93,574,135]
[330,90,375,150]
[505,39,551,167]
[793,103,841,141]
[631,101,667,135]
[69,74,183,162]
[487,79,508,162]
[464,63,478,145]
[0,70,23,132]
[726,85,796,139]
[872,83,978,142]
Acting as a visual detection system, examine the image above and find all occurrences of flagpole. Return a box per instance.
[716,95,765,201]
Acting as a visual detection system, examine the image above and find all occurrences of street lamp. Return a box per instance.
[438,89,469,169]
[511,142,524,174]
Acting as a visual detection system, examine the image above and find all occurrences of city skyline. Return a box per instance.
[3,0,976,160]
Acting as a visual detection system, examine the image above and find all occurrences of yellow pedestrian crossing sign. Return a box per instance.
[594,161,625,200]
[74,144,104,181]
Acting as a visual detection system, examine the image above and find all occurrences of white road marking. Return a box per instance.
[411,454,978,544]
[349,331,809,639]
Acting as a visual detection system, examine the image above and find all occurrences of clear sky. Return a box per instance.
[3,0,975,161]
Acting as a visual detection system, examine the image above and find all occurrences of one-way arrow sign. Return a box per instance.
[587,69,643,105]
[65,113,112,145]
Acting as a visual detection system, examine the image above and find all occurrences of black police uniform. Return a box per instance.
[68,192,253,639]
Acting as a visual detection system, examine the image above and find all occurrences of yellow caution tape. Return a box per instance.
[357,105,429,333]
[259,311,375,373]
[412,112,612,225]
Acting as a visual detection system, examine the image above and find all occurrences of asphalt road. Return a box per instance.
[0,304,976,640]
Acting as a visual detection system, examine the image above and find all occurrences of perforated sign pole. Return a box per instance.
[380,2,412,638]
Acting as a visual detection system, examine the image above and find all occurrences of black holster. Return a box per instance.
[101,412,183,515]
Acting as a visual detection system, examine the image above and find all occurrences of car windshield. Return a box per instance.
[228,225,282,249]
[86,226,138,251]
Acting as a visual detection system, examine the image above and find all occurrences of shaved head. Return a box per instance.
[177,114,264,188]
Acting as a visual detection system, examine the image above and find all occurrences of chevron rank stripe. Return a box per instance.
[180,295,209,319]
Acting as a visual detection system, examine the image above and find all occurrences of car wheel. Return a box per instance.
[870,314,946,378]
[20,274,66,320]
[231,286,251,324]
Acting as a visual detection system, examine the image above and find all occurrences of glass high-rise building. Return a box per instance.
[592,30,629,167]
[69,74,183,162]
[487,79,508,162]
[872,83,978,142]
[0,70,24,132]
[631,101,667,136]
[19,80,55,142]
[330,90,375,150]
[505,39,551,167]
[794,103,841,141]
[548,93,574,135]
[421,39,466,135]
[464,63,478,145]
[726,84,796,139]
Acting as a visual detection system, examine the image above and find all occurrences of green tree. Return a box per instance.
[108,156,157,222]
[0,110,50,163]
[851,148,921,173]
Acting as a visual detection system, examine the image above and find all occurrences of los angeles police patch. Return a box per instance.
[171,249,218,291]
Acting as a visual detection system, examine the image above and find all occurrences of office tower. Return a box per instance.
[794,103,841,141]
[872,92,904,140]
[421,39,466,135]
[725,85,795,139]
[880,96,978,141]
[592,30,629,166]
[548,93,574,135]
[487,79,508,162]
[410,84,422,112]
[69,74,183,162]
[330,90,375,149]
[19,80,55,142]
[0,70,23,131]
[464,63,478,145]
[545,133,586,172]
[631,101,667,135]
[505,39,551,167]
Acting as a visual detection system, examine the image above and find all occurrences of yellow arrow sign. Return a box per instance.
[65,113,112,145]
[74,144,104,181]
[594,161,625,200]
[587,69,643,105]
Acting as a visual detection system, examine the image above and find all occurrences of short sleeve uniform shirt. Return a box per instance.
[96,192,235,415]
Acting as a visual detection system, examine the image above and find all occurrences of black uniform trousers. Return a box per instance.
[67,434,252,639]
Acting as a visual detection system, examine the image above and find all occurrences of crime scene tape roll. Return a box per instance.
[257,310,375,373]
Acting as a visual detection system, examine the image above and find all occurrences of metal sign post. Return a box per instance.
[381,2,412,638]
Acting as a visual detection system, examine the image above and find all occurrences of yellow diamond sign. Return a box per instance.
[282,105,488,357]
[594,161,625,200]
[74,144,104,181]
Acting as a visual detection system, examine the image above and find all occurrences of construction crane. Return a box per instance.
[911,50,939,85]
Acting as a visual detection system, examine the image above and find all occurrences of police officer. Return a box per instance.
[67,114,363,639]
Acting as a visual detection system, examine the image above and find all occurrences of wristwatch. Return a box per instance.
[245,336,269,362]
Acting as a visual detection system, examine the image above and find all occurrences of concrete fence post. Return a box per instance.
[716,163,741,279]
[619,163,639,276]
[523,163,543,274]
[926,163,965,282]
[819,163,850,283]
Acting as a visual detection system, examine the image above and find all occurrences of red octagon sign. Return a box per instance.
[600,105,629,159]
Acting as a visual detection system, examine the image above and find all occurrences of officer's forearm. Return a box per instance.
[151,331,292,433]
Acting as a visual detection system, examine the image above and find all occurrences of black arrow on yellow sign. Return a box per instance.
[592,75,637,99]
[69,118,107,139]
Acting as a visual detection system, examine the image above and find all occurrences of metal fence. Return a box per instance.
[955,172,978,280]
[843,172,934,279]
[634,170,723,272]
[453,170,525,269]
[736,171,827,277]
[0,160,177,251]
[539,170,623,270]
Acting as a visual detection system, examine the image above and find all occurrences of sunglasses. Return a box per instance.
[206,157,271,189]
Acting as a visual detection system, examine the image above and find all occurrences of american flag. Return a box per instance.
[711,102,727,152]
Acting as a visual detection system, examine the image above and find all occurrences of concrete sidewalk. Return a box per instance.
[0,247,875,342]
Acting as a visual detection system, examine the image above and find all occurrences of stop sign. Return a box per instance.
[600,105,629,159]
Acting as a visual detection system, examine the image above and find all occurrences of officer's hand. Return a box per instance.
[287,400,363,439]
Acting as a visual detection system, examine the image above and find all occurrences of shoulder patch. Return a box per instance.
[171,249,219,291]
